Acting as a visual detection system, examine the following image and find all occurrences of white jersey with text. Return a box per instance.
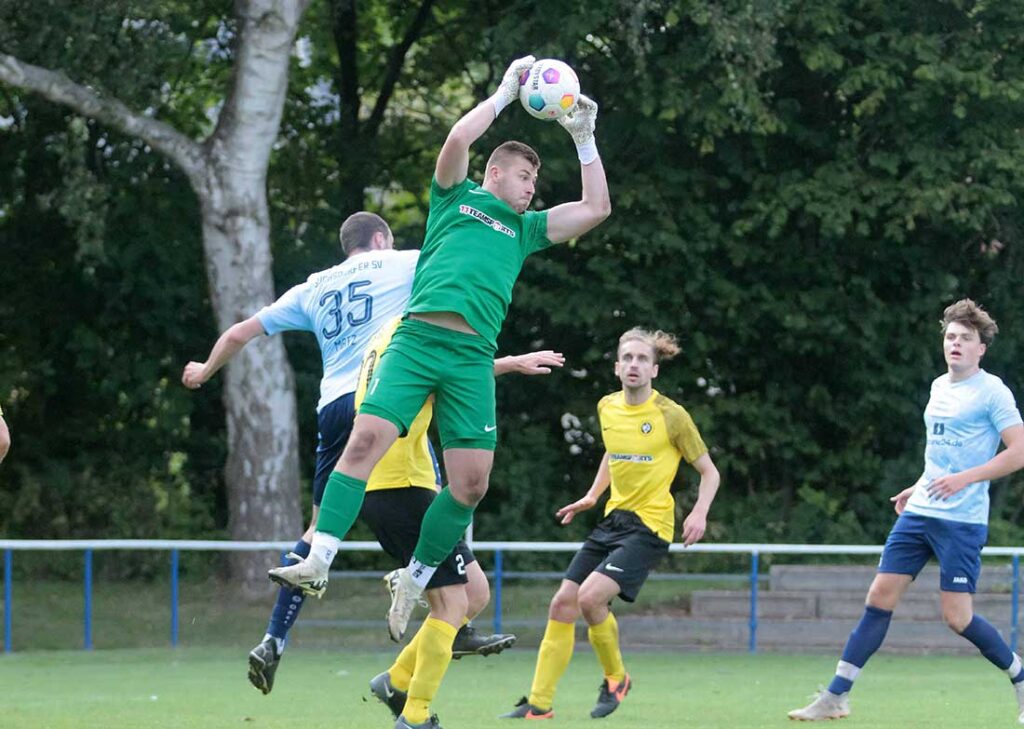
[905,369,1022,525]
[255,249,418,410]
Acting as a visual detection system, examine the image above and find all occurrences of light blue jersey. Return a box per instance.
[256,249,418,411]
[904,369,1022,525]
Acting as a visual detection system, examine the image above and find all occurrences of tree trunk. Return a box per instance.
[198,0,310,595]
[0,0,310,595]
[198,178,301,597]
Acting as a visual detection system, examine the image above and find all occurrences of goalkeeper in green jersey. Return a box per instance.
[269,51,610,682]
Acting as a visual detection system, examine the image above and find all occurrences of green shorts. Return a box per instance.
[360,318,498,450]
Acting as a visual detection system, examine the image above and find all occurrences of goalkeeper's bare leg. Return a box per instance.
[387,446,492,641]
[268,414,400,595]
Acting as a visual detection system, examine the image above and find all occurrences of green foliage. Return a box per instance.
[5,0,1024,554]
[0,2,233,566]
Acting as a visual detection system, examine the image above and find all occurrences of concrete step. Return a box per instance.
[691,590,1014,622]
[819,591,1013,621]
[617,615,1015,654]
[769,564,1015,594]
[691,590,817,619]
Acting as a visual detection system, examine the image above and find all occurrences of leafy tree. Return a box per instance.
[0,1,312,591]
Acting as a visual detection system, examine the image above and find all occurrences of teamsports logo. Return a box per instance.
[640,421,653,435]
[459,205,516,237]
[610,453,653,463]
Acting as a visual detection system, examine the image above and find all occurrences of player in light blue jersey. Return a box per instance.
[182,211,418,693]
[789,299,1024,722]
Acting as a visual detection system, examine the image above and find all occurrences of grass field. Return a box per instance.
[0,647,1019,728]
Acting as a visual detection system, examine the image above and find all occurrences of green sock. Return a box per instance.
[412,487,475,566]
[315,471,366,538]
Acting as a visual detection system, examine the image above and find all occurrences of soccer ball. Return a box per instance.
[519,59,580,121]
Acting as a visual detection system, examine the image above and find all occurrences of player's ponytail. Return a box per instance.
[618,327,681,363]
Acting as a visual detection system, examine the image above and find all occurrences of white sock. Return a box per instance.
[407,558,436,589]
[309,532,341,568]
[263,633,285,654]
[1007,653,1023,681]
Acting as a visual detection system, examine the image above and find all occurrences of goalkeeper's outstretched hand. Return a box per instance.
[490,55,535,116]
[557,94,597,146]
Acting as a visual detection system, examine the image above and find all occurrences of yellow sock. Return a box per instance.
[388,623,424,692]
[404,617,458,724]
[527,619,575,711]
[588,612,625,682]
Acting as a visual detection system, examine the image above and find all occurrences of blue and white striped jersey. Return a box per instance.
[256,249,418,411]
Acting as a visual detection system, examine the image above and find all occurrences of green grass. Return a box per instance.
[0,647,1017,728]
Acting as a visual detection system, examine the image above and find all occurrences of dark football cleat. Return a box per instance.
[451,623,518,659]
[369,671,408,719]
[590,673,631,718]
[394,713,442,728]
[247,638,281,695]
[498,696,553,719]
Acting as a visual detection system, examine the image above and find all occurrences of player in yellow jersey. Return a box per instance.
[360,317,565,729]
[500,328,721,721]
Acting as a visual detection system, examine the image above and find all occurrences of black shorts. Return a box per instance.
[564,510,670,602]
[359,487,475,589]
[312,393,357,506]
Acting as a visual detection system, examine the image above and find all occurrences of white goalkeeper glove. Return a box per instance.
[489,55,536,117]
[557,94,599,164]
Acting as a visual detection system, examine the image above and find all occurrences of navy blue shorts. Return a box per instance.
[312,393,357,507]
[878,513,988,593]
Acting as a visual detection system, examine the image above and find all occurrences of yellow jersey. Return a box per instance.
[598,389,708,542]
[355,317,438,492]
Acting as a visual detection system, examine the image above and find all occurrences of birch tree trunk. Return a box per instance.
[0,0,310,595]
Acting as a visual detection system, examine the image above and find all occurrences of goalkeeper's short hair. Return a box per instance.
[487,141,541,172]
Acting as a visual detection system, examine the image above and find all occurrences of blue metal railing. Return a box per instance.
[1013,556,1020,652]
[2,540,1023,654]
[83,550,93,650]
[493,549,504,635]
[748,551,759,654]
[3,550,11,653]
[170,549,179,647]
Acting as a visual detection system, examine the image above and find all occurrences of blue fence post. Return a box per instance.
[748,550,759,654]
[493,549,504,635]
[4,550,11,653]
[83,549,93,651]
[1013,555,1020,653]
[170,549,180,648]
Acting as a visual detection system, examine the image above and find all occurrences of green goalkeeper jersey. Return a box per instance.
[406,177,553,348]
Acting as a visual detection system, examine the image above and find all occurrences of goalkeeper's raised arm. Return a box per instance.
[435,55,537,189]
[545,94,611,244]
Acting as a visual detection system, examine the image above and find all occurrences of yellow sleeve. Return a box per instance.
[656,395,707,464]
